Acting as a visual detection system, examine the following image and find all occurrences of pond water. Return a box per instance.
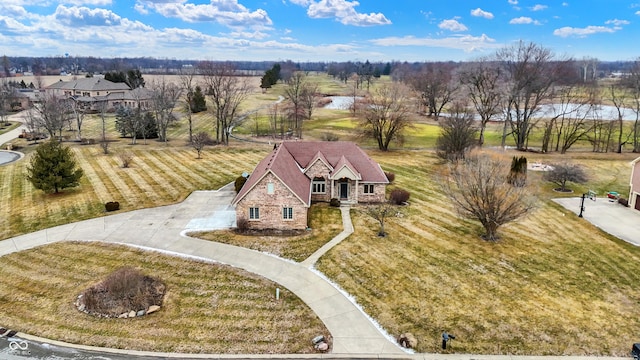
[443,103,639,122]
[0,150,22,165]
[323,96,362,110]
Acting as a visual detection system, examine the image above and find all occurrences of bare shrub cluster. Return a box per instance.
[79,266,166,317]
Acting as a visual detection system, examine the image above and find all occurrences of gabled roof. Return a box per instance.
[47,78,130,92]
[232,144,311,206]
[331,155,361,180]
[303,150,333,175]
[232,141,388,207]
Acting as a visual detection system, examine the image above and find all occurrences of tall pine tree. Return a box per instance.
[26,140,84,194]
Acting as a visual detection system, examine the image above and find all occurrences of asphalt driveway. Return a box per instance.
[553,197,640,246]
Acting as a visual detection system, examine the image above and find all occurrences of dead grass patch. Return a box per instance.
[0,242,328,354]
[316,150,640,356]
[192,203,342,262]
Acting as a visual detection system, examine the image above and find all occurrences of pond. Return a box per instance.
[322,96,362,110]
[0,150,23,166]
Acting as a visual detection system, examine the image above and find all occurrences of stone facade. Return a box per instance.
[236,172,308,230]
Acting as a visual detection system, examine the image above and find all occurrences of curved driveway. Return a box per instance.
[0,184,403,356]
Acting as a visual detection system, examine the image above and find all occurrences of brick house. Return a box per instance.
[629,156,640,211]
[45,78,153,112]
[232,141,389,230]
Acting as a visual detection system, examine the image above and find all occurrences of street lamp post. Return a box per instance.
[578,193,586,218]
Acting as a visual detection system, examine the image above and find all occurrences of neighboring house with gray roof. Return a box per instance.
[232,141,388,230]
[45,78,152,112]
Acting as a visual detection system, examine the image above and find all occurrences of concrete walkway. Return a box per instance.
[0,186,403,356]
[301,205,354,267]
[0,111,28,147]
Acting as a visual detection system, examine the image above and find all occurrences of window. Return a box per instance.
[267,182,274,194]
[283,207,293,220]
[364,184,374,194]
[249,207,259,220]
[312,178,326,194]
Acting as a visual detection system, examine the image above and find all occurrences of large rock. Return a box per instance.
[314,341,329,352]
[128,311,136,318]
[147,305,161,314]
[397,333,418,349]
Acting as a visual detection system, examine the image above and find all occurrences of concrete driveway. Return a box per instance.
[553,197,640,246]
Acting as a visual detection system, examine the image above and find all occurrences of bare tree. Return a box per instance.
[359,82,413,151]
[283,71,307,139]
[179,68,197,143]
[608,82,632,153]
[364,202,401,237]
[624,59,640,152]
[199,61,250,145]
[96,100,110,154]
[150,77,181,143]
[268,103,286,140]
[191,131,212,159]
[436,102,478,161]
[301,80,319,121]
[32,92,71,140]
[543,163,588,192]
[496,41,571,150]
[0,79,12,126]
[68,97,86,140]
[540,85,593,153]
[441,151,537,241]
[409,62,458,120]
[458,59,502,145]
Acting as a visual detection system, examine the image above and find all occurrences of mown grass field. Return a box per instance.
[0,140,270,240]
[0,242,328,353]
[317,149,640,356]
[2,74,640,355]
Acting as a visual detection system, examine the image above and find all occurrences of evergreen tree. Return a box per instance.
[191,85,207,113]
[26,140,84,194]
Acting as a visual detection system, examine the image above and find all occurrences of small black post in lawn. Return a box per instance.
[579,193,586,218]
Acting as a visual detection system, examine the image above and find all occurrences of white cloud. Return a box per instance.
[530,4,548,11]
[439,19,468,32]
[54,5,122,26]
[508,0,518,4]
[637,10,640,15]
[509,16,541,25]
[562,2,569,6]
[553,25,616,37]
[369,33,499,52]
[470,8,494,19]
[141,0,273,30]
[306,0,391,26]
[605,19,630,26]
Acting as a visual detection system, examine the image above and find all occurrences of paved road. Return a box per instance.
[0,184,403,358]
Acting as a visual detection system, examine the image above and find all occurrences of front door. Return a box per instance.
[340,182,348,199]
[636,194,640,211]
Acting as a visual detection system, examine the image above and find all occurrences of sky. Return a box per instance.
[1,0,640,63]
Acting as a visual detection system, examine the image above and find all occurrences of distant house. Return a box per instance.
[629,157,640,211]
[45,78,152,112]
[232,141,389,230]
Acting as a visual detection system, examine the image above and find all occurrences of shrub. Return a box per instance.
[329,198,341,207]
[117,151,134,168]
[390,188,410,205]
[80,266,165,317]
[619,198,629,207]
[235,176,248,193]
[322,132,339,141]
[236,216,249,233]
[385,171,395,183]
[105,201,120,212]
